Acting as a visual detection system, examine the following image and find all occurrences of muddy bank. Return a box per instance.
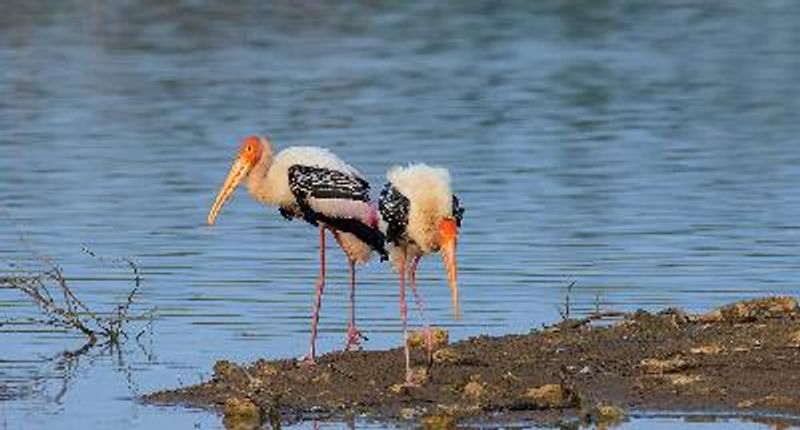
[144,297,800,427]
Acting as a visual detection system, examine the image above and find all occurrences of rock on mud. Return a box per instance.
[689,344,724,355]
[696,297,798,323]
[421,414,457,430]
[640,356,692,374]
[462,379,487,402]
[584,404,626,427]
[432,347,462,364]
[737,395,800,411]
[788,330,800,348]
[525,384,580,409]
[223,398,262,430]
[407,328,450,350]
[213,360,248,384]
[252,359,279,379]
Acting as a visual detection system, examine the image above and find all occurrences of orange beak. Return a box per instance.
[207,155,253,225]
[439,217,459,320]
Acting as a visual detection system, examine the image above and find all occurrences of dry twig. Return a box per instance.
[0,247,144,346]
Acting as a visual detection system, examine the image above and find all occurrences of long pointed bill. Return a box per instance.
[439,218,459,320]
[207,157,252,225]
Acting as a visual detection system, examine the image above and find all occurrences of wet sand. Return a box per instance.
[144,297,800,427]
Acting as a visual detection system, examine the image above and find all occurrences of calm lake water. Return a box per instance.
[2,1,799,429]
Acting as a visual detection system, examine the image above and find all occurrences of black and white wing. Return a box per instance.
[379,183,409,245]
[288,164,386,257]
[288,165,371,203]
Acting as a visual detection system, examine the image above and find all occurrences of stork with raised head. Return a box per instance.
[378,163,464,385]
[207,135,385,363]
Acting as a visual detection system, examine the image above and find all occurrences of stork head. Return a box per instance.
[207,135,268,225]
[439,216,460,319]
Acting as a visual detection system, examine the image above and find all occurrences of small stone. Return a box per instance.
[223,397,261,430]
[252,360,279,379]
[462,381,486,401]
[525,384,580,409]
[694,309,723,323]
[586,404,625,427]
[388,384,407,395]
[788,330,800,347]
[432,348,462,365]
[407,331,425,349]
[213,360,243,382]
[408,366,429,385]
[640,357,691,374]
[400,407,419,419]
[422,414,457,430]
[666,374,701,386]
[690,344,724,355]
[717,297,798,322]
[430,328,450,348]
[407,328,450,350]
[596,404,625,420]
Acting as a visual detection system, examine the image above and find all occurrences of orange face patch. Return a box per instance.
[439,217,458,243]
[238,135,263,166]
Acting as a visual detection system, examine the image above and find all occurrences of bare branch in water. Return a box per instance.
[0,246,146,346]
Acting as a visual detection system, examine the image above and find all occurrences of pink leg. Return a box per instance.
[304,226,326,364]
[345,259,365,351]
[399,251,415,385]
[408,255,429,325]
[328,229,366,351]
[408,255,434,360]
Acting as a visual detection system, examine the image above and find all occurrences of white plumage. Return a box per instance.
[383,163,454,268]
[378,162,462,385]
[207,135,380,361]
[245,142,375,264]
[248,145,362,209]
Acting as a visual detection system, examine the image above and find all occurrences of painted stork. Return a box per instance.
[378,163,464,385]
[207,135,385,363]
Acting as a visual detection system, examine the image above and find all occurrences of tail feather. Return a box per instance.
[298,203,387,260]
[317,214,388,260]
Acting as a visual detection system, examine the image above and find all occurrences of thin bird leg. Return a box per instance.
[345,258,365,351]
[328,229,366,351]
[399,251,415,385]
[304,225,326,364]
[408,255,434,364]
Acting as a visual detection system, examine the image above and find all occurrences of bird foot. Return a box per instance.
[402,375,421,389]
[344,324,366,351]
[300,354,317,366]
[422,326,434,352]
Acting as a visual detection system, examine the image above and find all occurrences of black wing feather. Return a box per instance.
[287,164,386,259]
[452,194,465,227]
[379,183,409,245]
[288,165,370,202]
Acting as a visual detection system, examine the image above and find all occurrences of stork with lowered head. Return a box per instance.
[379,163,464,385]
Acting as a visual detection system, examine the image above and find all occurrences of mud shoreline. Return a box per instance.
[144,297,800,428]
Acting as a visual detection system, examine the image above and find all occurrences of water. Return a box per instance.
[1,1,799,428]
